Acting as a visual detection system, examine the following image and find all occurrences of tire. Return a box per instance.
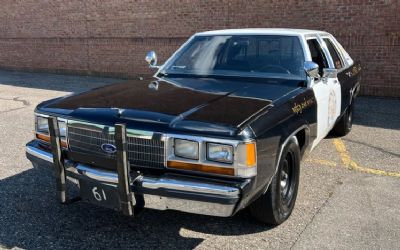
[330,103,353,137]
[249,137,301,225]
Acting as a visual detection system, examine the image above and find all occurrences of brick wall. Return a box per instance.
[0,0,399,97]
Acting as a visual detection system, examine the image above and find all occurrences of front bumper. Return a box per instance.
[26,141,244,217]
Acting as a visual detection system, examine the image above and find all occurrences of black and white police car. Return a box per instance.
[26,29,361,225]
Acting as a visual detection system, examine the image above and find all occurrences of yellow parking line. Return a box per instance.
[333,138,400,178]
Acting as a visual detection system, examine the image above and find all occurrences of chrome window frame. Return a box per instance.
[156,34,309,80]
[304,34,334,87]
[327,35,354,68]
[319,35,350,73]
[153,35,196,77]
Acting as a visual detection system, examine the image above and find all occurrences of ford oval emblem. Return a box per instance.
[101,143,117,154]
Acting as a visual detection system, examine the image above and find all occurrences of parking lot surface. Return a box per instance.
[0,70,399,250]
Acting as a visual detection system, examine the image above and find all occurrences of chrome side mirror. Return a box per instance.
[145,51,159,68]
[304,61,320,79]
[322,68,338,79]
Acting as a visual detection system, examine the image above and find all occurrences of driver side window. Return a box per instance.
[307,39,328,76]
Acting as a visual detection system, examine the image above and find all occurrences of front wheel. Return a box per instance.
[249,137,300,225]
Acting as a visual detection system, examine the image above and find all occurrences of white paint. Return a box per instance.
[311,79,330,148]
[312,77,341,149]
[310,36,342,150]
[196,28,329,37]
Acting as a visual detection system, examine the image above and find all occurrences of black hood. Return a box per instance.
[39,76,302,134]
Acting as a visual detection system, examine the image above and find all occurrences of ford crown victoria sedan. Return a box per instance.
[26,29,361,225]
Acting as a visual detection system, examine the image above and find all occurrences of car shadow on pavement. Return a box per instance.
[0,167,271,249]
[352,97,400,130]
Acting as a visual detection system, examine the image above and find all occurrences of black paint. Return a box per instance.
[33,69,359,214]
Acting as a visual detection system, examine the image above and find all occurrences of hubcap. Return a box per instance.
[347,108,353,129]
[280,160,290,198]
[281,172,289,193]
[280,151,296,205]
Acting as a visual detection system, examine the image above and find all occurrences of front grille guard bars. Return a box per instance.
[48,116,67,203]
[67,123,165,170]
[48,116,139,216]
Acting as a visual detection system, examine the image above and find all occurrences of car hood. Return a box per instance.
[39,76,302,135]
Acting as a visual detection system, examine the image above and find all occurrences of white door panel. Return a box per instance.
[307,36,342,150]
[330,79,342,127]
[311,79,330,149]
[311,77,341,150]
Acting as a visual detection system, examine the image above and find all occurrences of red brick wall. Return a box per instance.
[0,0,399,97]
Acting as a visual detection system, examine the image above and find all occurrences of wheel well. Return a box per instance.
[295,129,306,152]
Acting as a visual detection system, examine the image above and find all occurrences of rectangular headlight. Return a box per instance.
[174,139,199,160]
[58,120,67,138]
[36,116,49,134]
[35,114,68,148]
[207,143,234,164]
[167,137,256,178]
[35,116,67,138]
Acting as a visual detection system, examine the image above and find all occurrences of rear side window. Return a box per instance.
[324,38,343,69]
[307,39,328,75]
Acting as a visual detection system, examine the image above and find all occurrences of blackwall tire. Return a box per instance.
[330,103,353,137]
[249,137,300,225]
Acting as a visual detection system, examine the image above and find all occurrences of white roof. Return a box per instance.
[196,28,329,37]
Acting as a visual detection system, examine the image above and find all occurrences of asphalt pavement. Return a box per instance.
[0,70,399,250]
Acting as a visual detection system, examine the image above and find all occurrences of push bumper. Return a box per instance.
[26,141,243,217]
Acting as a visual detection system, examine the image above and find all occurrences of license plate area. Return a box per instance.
[79,179,120,210]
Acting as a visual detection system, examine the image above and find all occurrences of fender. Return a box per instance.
[234,86,317,212]
[235,122,311,212]
[263,125,308,193]
[337,60,362,115]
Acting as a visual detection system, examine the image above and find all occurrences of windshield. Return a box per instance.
[163,35,306,79]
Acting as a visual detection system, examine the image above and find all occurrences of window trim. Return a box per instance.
[305,37,330,73]
[305,35,335,69]
[322,37,345,70]
[159,34,307,78]
[319,35,352,72]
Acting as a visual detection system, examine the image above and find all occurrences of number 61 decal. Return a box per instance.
[92,187,107,201]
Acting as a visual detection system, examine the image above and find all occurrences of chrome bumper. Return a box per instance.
[26,143,241,217]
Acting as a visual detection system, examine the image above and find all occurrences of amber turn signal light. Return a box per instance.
[246,143,256,167]
[167,161,234,176]
[36,133,68,148]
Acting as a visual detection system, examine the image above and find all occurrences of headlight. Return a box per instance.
[36,116,49,134]
[207,143,234,163]
[35,114,68,147]
[174,139,199,159]
[167,137,256,177]
[35,115,67,138]
[58,120,67,138]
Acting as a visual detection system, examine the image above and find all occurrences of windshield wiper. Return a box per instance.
[157,71,168,77]
[171,65,186,69]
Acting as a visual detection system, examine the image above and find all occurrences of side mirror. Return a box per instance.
[304,61,320,79]
[145,51,159,69]
[322,68,338,79]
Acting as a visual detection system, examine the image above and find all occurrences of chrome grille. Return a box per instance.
[69,127,116,159]
[68,123,165,169]
[127,137,164,168]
